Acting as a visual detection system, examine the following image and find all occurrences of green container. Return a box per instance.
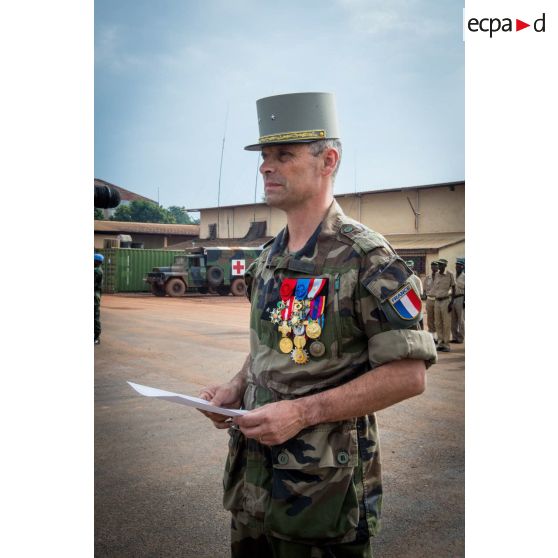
[98,248,185,293]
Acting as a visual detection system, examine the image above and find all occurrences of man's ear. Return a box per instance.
[321,148,339,177]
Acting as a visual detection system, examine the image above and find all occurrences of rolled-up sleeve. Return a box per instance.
[368,329,437,368]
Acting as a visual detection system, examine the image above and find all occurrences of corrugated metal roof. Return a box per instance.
[385,232,465,250]
[94,220,200,236]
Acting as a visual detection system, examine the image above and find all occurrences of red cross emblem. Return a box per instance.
[231,259,245,276]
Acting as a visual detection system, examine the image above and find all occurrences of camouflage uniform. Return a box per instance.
[224,201,437,556]
[94,265,103,341]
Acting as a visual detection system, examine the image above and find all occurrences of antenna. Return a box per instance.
[217,104,229,238]
[253,152,260,222]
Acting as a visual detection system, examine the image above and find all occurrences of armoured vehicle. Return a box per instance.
[144,247,262,297]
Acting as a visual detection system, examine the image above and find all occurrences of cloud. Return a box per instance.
[337,0,451,38]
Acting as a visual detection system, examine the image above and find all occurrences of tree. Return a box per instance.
[94,208,104,220]
[167,206,195,224]
[111,200,176,223]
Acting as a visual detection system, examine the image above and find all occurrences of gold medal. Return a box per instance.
[279,337,294,353]
[306,321,322,339]
[291,348,309,365]
[293,335,306,349]
[308,340,326,357]
[278,322,292,336]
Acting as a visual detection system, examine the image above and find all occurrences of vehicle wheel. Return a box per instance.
[230,278,246,297]
[151,284,166,297]
[207,266,224,287]
[217,286,230,296]
[165,278,186,297]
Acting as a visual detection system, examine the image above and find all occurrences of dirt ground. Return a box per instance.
[95,293,464,557]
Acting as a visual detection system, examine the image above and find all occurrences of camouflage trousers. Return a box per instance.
[94,296,101,340]
[224,415,381,558]
[231,513,373,557]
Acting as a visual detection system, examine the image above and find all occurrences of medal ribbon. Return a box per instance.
[282,297,294,321]
[295,278,310,300]
[307,278,326,299]
[280,278,297,301]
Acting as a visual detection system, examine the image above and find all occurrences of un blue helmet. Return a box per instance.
[94,253,104,263]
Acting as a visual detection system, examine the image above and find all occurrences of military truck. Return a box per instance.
[144,247,262,297]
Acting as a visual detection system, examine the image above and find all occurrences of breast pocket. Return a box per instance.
[265,422,360,542]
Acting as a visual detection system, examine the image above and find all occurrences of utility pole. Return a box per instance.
[217,104,229,238]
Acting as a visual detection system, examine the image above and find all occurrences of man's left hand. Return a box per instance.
[233,399,308,446]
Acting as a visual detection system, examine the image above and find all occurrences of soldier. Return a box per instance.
[199,92,437,557]
[94,253,104,345]
[422,260,439,343]
[431,258,455,352]
[451,257,465,343]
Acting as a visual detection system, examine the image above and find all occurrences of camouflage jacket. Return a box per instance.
[224,200,437,545]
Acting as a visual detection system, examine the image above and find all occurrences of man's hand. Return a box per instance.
[198,382,244,429]
[233,399,308,446]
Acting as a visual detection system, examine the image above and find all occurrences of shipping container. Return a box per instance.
[98,248,185,293]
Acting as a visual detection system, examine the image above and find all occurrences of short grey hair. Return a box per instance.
[307,139,343,180]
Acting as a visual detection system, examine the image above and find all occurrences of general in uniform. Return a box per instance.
[199,92,438,557]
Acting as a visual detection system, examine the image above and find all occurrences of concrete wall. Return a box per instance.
[199,184,464,239]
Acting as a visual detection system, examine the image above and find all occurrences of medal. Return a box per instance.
[293,324,305,336]
[278,322,292,336]
[293,335,306,349]
[279,337,294,353]
[306,321,322,339]
[291,348,309,365]
[308,340,326,357]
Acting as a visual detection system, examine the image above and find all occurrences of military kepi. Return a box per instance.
[244,92,340,151]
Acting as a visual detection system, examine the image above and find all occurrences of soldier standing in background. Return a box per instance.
[422,261,439,343]
[451,257,465,343]
[94,253,104,345]
[198,92,437,557]
[432,258,455,352]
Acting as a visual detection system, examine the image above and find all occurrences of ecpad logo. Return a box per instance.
[468,13,546,38]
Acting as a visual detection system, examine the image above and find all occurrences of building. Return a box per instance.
[94,178,157,219]
[94,221,199,250]
[189,181,465,276]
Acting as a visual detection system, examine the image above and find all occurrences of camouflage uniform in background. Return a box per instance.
[94,264,103,341]
[225,201,437,556]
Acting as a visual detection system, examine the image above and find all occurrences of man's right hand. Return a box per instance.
[198,382,244,429]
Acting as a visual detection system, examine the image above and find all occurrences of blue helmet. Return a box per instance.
[94,253,104,263]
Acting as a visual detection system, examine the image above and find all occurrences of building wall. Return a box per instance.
[94,233,196,250]
[199,184,464,239]
[438,241,465,272]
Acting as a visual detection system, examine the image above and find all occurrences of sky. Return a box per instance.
[95,0,464,212]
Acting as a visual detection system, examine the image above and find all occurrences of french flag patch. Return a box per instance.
[388,283,421,320]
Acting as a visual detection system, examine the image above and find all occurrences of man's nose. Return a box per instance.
[260,157,274,174]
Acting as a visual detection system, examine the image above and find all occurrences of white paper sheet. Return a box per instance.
[127,381,248,417]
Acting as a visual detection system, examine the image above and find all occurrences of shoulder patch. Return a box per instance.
[361,255,422,329]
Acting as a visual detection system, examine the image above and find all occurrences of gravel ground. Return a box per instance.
[95,293,464,557]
